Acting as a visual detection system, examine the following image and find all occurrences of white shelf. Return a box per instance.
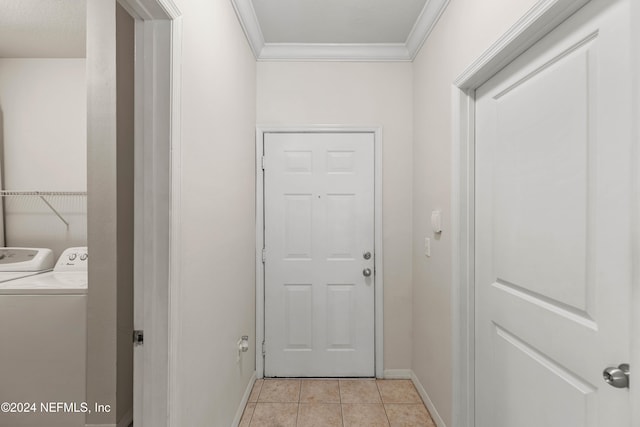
[0,191,87,227]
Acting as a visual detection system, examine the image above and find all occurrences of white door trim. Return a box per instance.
[117,1,182,426]
[632,0,640,423]
[450,0,639,426]
[256,125,384,378]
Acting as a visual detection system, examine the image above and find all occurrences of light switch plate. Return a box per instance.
[424,237,431,257]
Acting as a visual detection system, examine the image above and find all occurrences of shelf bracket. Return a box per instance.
[38,195,69,227]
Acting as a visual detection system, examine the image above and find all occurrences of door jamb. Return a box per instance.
[115,0,182,425]
[255,125,384,379]
[451,1,599,426]
[632,0,640,423]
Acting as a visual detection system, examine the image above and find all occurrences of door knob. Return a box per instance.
[603,364,629,388]
[363,268,372,277]
[363,251,372,260]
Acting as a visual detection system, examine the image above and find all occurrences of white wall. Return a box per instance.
[257,62,414,370]
[86,1,136,424]
[0,58,87,257]
[172,0,257,425]
[411,0,539,425]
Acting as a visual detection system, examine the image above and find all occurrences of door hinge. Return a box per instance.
[261,156,265,170]
[133,330,144,346]
[262,341,266,357]
[262,248,266,263]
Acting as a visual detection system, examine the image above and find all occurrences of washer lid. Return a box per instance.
[0,248,55,272]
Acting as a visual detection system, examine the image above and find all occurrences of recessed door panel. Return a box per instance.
[284,284,313,350]
[327,151,356,174]
[326,194,357,260]
[492,39,591,312]
[284,151,312,174]
[283,195,313,260]
[326,284,356,350]
[490,325,596,427]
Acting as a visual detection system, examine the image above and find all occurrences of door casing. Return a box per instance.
[451,0,640,426]
[115,0,182,426]
[255,126,384,378]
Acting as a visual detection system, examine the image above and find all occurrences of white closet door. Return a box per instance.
[475,1,633,425]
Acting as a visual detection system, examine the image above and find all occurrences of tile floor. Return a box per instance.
[239,378,436,427]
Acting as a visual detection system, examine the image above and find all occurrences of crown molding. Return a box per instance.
[259,43,411,62]
[157,0,181,19]
[119,0,181,19]
[405,0,450,60]
[231,0,449,61]
[231,0,265,57]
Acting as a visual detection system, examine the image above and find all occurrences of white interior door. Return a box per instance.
[475,1,633,425]
[264,132,375,377]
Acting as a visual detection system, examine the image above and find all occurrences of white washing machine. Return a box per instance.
[0,247,88,427]
[0,247,54,283]
[0,246,88,293]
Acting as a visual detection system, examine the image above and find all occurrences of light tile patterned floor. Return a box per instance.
[239,379,436,427]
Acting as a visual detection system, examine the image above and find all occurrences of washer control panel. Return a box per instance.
[54,247,88,272]
[0,248,54,272]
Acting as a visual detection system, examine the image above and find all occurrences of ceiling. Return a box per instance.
[0,0,86,58]
[252,0,428,44]
[233,0,450,61]
[0,0,448,60]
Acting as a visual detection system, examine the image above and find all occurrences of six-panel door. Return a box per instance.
[264,132,375,377]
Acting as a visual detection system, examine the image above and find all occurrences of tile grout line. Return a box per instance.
[295,400,300,427]
[245,380,261,427]
[296,379,300,427]
[376,380,392,427]
[247,378,434,426]
[339,379,345,427]
[247,404,254,427]
[295,379,301,426]
[245,382,262,427]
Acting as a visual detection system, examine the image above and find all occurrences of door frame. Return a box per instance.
[451,0,640,426]
[115,0,182,426]
[255,125,384,379]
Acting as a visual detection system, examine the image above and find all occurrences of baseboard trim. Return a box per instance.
[410,371,447,427]
[382,369,413,379]
[232,371,256,427]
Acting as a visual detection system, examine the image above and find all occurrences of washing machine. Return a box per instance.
[0,246,88,293]
[0,247,88,427]
[0,247,54,283]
